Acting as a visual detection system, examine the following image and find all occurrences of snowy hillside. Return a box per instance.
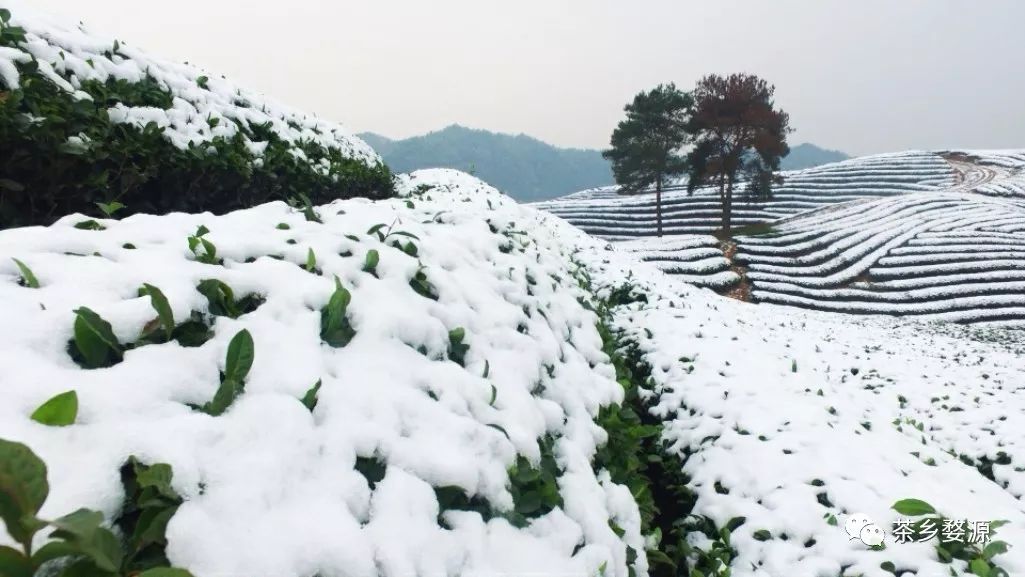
[586,249,1025,577]
[0,171,651,577]
[539,150,1025,325]
[534,151,956,239]
[2,4,1024,577]
[3,168,1022,577]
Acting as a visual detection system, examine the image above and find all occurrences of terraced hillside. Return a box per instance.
[539,150,1025,325]
[535,151,956,239]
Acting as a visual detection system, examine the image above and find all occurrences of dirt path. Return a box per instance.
[942,152,1006,192]
[715,238,753,302]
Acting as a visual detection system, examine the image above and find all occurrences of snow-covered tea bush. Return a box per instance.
[0,170,655,577]
[0,5,392,228]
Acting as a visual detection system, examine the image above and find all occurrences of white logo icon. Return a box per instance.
[845,513,885,546]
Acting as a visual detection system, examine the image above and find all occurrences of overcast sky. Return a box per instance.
[27,0,1025,155]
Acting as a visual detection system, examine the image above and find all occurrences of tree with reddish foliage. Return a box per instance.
[686,73,791,236]
[603,84,693,237]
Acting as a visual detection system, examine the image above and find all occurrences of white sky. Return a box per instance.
[22,0,1025,155]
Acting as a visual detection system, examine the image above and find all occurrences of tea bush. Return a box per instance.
[0,437,193,577]
[0,9,393,229]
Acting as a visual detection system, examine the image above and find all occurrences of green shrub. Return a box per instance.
[0,10,393,229]
[0,436,193,576]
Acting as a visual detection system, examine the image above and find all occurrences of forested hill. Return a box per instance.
[781,142,850,170]
[359,125,614,202]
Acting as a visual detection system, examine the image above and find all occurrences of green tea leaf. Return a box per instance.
[0,545,32,577]
[301,379,322,412]
[135,462,178,501]
[448,327,469,366]
[141,284,174,340]
[49,508,104,541]
[130,506,176,550]
[969,558,991,577]
[138,569,195,577]
[224,329,254,384]
[79,526,123,573]
[95,201,124,217]
[363,250,379,275]
[30,541,76,566]
[305,248,317,272]
[199,238,217,262]
[320,277,355,348]
[73,220,105,231]
[196,279,237,318]
[11,258,39,288]
[891,498,936,516]
[0,439,48,550]
[983,540,1009,560]
[30,391,78,426]
[389,231,420,240]
[73,307,123,368]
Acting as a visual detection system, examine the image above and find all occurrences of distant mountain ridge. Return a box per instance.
[782,143,850,170]
[359,125,613,202]
[361,125,847,201]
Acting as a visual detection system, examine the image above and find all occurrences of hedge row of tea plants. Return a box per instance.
[572,264,745,577]
[0,437,192,577]
[0,9,394,228]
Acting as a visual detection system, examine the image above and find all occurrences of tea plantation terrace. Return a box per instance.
[537,150,1025,325]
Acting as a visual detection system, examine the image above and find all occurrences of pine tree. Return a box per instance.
[686,73,791,236]
[603,84,692,237]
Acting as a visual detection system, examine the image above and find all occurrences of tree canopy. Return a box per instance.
[686,73,792,234]
[603,84,693,236]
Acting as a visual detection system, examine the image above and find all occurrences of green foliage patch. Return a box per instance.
[0,437,192,576]
[190,329,254,416]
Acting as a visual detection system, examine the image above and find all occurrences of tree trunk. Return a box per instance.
[656,174,663,237]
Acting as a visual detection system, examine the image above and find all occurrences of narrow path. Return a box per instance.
[942,152,1006,192]
[716,237,753,302]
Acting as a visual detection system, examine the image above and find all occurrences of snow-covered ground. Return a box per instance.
[540,150,1025,325]
[3,4,1024,577]
[581,242,1025,577]
[3,165,1023,577]
[0,171,646,577]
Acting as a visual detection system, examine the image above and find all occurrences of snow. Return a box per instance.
[0,169,644,577]
[0,0,379,166]
[3,4,1025,577]
[2,161,1025,576]
[576,243,1025,577]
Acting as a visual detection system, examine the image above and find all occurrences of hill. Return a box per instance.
[538,149,1025,325]
[359,125,614,202]
[780,142,850,170]
[4,166,1025,577]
